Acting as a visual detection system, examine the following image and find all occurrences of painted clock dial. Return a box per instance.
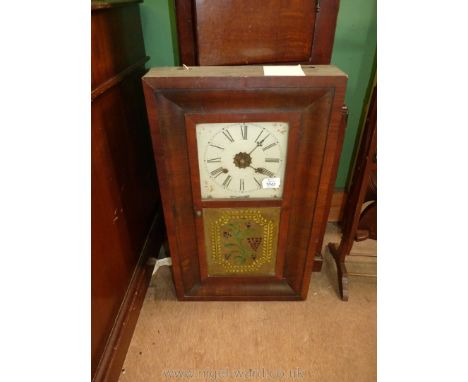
[196,122,289,199]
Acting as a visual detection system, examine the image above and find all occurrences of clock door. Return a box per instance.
[185,114,300,282]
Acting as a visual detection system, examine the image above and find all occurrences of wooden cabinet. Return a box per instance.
[143,65,347,300]
[175,0,341,66]
[91,1,164,380]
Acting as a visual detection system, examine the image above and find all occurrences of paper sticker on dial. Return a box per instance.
[196,122,289,199]
[262,177,281,189]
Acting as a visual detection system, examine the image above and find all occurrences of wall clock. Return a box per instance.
[143,65,348,300]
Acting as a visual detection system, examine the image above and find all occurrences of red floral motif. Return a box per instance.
[247,237,262,252]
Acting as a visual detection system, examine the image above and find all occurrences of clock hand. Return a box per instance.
[248,142,261,155]
[249,166,274,177]
[248,134,270,155]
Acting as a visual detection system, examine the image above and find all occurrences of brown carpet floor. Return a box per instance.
[119,224,376,382]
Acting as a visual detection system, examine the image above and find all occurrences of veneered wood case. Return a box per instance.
[143,66,347,300]
[175,0,340,66]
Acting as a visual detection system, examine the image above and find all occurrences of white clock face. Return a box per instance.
[196,122,289,199]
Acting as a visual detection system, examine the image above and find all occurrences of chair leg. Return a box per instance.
[328,243,349,301]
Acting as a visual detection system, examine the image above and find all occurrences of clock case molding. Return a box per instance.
[142,66,347,300]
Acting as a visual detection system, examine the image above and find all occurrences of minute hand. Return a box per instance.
[248,142,261,155]
[248,134,270,155]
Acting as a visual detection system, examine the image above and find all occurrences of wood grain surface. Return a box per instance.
[143,65,347,300]
[91,1,163,379]
[175,0,340,66]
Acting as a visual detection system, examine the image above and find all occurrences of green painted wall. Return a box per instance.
[140,0,178,66]
[139,0,376,188]
[331,0,376,187]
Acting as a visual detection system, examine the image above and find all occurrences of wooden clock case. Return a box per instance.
[143,66,347,300]
[175,0,341,66]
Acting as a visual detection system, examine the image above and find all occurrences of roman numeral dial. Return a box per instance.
[222,129,234,143]
[222,175,232,188]
[196,122,289,199]
[262,142,277,151]
[240,124,248,140]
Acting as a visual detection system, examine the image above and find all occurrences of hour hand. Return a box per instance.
[249,166,274,177]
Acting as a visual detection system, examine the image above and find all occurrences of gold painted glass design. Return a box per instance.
[203,207,280,276]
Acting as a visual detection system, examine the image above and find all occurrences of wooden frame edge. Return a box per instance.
[310,0,341,64]
[328,189,347,222]
[174,0,198,65]
[92,210,165,382]
[91,57,149,101]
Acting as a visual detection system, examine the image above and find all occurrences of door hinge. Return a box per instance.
[316,0,321,13]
